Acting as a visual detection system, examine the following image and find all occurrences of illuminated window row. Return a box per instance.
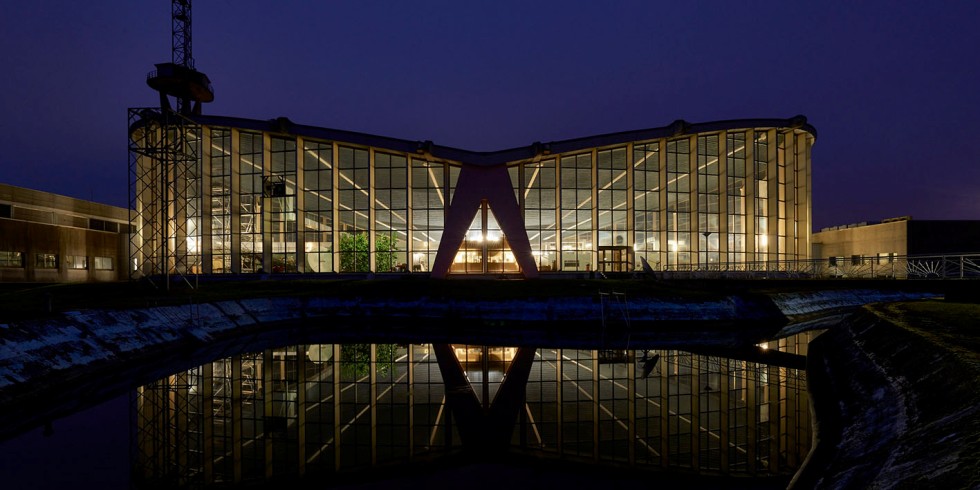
[133,125,811,275]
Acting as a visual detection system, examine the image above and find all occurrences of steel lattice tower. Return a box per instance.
[130,0,214,288]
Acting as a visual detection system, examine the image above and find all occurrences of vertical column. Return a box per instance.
[368,148,377,272]
[626,143,636,270]
[407,344,416,459]
[719,358,730,474]
[746,363,757,476]
[174,374,189,483]
[591,149,599,272]
[554,160,562,267]
[784,133,797,260]
[767,130,779,264]
[556,348,563,456]
[262,134,273,273]
[768,365,780,473]
[800,134,812,259]
[406,159,414,267]
[332,144,341,273]
[295,137,307,273]
[658,140,668,270]
[481,202,489,274]
[592,348,600,461]
[202,362,214,484]
[231,355,243,483]
[627,350,636,465]
[263,349,274,479]
[370,344,378,466]
[230,130,242,273]
[201,128,213,274]
[659,350,669,468]
[744,130,756,262]
[297,346,307,475]
[718,132,729,265]
[690,354,700,469]
[333,344,342,471]
[689,136,700,265]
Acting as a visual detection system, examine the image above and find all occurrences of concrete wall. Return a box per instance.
[811,220,908,260]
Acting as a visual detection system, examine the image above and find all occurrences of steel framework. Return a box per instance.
[128,107,202,286]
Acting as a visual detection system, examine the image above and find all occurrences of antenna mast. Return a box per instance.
[130,0,215,289]
[147,0,214,115]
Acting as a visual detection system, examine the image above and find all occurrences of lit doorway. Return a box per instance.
[450,200,520,274]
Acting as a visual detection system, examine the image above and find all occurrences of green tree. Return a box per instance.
[375,234,396,272]
[339,232,369,272]
[339,232,397,272]
[340,343,398,378]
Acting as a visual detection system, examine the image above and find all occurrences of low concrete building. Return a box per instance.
[813,217,980,259]
[812,217,980,277]
[0,184,131,282]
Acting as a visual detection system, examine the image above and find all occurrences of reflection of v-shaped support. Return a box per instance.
[432,344,537,452]
[430,165,539,278]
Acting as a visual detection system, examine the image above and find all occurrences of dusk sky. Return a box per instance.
[1,1,978,230]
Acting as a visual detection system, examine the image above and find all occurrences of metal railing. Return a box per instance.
[642,253,980,280]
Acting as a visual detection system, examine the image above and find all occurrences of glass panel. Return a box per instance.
[374,153,408,272]
[239,132,264,273]
[302,140,334,272]
[698,135,720,268]
[523,159,558,271]
[666,139,691,269]
[410,159,447,272]
[338,147,371,272]
[597,148,629,272]
[210,129,232,273]
[727,132,747,266]
[559,153,593,271]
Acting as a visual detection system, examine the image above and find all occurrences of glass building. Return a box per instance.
[134,335,816,486]
[129,115,815,279]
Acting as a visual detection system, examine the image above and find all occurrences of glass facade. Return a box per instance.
[238,132,263,273]
[135,335,816,486]
[130,118,814,276]
[302,140,333,272]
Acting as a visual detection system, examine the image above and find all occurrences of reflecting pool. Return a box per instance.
[134,333,817,487]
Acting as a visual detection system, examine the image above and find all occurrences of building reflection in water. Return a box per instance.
[134,333,817,487]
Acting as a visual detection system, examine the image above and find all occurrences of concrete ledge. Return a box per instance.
[791,309,980,488]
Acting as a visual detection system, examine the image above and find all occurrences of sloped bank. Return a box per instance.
[0,288,936,443]
[791,304,980,489]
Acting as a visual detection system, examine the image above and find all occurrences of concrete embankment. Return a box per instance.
[0,288,936,442]
[791,307,980,489]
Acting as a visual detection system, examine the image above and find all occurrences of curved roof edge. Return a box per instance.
[191,114,817,166]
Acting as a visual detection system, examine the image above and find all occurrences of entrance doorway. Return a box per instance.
[450,200,520,274]
[598,246,631,272]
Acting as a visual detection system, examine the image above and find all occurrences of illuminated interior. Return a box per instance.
[130,117,814,277]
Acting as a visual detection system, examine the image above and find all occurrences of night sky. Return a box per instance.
[2,1,979,230]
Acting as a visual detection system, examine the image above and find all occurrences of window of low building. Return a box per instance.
[876,252,896,264]
[67,255,88,269]
[94,256,114,270]
[36,253,58,269]
[0,251,23,267]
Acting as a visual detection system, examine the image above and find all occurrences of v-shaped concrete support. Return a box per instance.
[432,344,538,452]
[430,165,539,278]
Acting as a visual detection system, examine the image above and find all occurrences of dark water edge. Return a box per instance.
[0,393,129,490]
[0,391,792,490]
